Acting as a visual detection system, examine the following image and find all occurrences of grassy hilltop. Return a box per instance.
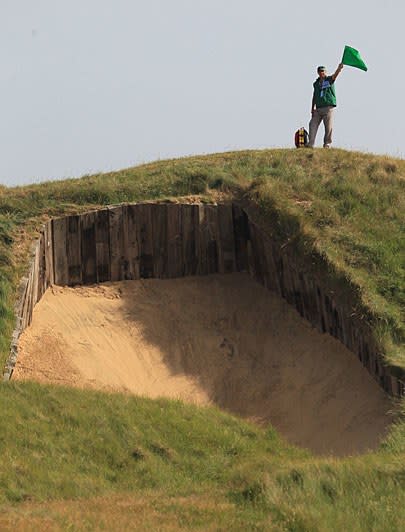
[1,148,405,530]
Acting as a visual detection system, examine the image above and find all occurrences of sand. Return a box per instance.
[14,273,393,456]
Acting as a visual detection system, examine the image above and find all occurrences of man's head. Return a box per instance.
[317,66,327,79]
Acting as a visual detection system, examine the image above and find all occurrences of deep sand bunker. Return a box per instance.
[14,273,393,456]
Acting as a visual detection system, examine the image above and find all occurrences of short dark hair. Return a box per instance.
[317,66,326,72]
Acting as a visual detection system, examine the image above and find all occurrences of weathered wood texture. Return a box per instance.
[4,203,404,398]
[245,218,404,398]
[95,209,111,283]
[49,204,241,284]
[3,225,50,380]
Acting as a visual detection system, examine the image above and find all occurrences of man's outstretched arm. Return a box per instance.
[332,63,344,81]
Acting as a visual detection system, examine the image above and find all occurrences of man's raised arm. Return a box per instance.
[332,63,344,81]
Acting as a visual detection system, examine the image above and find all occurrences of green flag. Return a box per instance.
[342,45,368,71]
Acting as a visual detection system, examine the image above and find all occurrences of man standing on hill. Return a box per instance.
[308,63,344,148]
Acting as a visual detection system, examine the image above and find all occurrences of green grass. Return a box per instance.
[0,382,303,501]
[1,382,405,531]
[1,148,405,529]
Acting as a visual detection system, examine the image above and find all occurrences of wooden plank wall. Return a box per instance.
[3,222,52,380]
[246,217,405,398]
[48,204,246,285]
[4,202,404,398]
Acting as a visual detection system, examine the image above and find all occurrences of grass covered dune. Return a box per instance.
[1,382,405,530]
[0,148,404,529]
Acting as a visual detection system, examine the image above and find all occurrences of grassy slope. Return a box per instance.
[0,148,404,530]
[1,382,405,531]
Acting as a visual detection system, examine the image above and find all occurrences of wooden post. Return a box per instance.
[67,215,82,285]
[127,204,141,280]
[81,211,97,285]
[19,277,30,331]
[44,221,55,288]
[31,241,40,307]
[232,205,249,272]
[217,204,236,274]
[302,276,320,330]
[37,230,46,301]
[136,204,154,279]
[206,205,221,274]
[109,206,125,282]
[182,204,199,276]
[167,204,183,278]
[197,205,208,275]
[26,264,35,327]
[95,208,111,283]
[121,205,132,280]
[250,222,267,286]
[263,239,282,296]
[52,217,68,286]
[151,204,168,278]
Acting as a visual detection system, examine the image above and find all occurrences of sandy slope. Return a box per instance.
[14,273,393,455]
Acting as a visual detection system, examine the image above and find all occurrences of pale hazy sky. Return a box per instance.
[1,1,404,186]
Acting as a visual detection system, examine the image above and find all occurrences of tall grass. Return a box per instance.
[0,382,404,530]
